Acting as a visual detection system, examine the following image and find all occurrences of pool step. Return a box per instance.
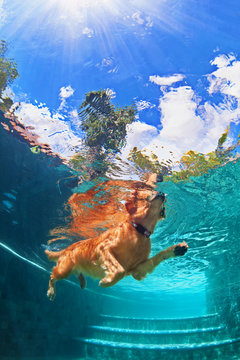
[78,336,240,349]
[99,313,221,330]
[77,337,240,360]
[87,325,226,344]
[77,313,238,360]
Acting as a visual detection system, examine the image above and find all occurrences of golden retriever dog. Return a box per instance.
[45,173,188,300]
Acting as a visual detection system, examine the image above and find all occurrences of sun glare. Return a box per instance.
[44,0,183,40]
[43,0,128,38]
[4,0,182,57]
[50,0,122,17]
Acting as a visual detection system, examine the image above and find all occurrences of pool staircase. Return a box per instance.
[76,313,240,359]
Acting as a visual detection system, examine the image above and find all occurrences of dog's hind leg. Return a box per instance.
[97,245,125,288]
[47,277,57,301]
[132,242,188,281]
[47,256,74,301]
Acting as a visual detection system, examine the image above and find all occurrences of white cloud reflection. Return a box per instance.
[149,74,185,87]
[208,54,240,98]
[15,102,82,158]
[59,85,74,111]
[136,100,155,111]
[124,54,240,164]
[10,54,240,165]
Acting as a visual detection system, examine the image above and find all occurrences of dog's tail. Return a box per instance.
[45,249,64,262]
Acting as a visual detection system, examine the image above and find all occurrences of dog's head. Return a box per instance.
[125,187,166,224]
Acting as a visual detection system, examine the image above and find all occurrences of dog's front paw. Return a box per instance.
[174,242,188,257]
[47,287,56,301]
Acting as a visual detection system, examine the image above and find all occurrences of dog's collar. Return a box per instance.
[129,222,152,238]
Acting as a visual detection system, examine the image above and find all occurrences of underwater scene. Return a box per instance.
[0,0,240,359]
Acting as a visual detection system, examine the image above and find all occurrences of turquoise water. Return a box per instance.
[0,114,240,359]
[1,1,240,358]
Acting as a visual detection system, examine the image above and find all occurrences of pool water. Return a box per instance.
[0,110,240,359]
[1,1,240,359]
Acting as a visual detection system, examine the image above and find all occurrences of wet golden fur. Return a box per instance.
[46,175,188,301]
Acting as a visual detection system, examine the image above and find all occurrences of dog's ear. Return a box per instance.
[125,200,137,215]
[125,191,137,215]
